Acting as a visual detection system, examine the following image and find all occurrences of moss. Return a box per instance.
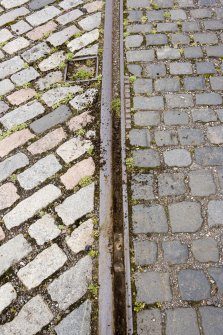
[23,63,29,69]
[129,75,136,83]
[72,68,94,81]
[112,98,121,117]
[88,283,99,297]
[134,301,145,312]
[58,61,66,70]
[52,92,74,109]
[9,174,17,183]
[66,52,74,61]
[141,15,148,23]
[124,32,130,37]
[76,128,86,136]
[163,10,171,19]
[0,123,28,140]
[151,1,159,10]
[88,249,99,258]
[79,176,94,187]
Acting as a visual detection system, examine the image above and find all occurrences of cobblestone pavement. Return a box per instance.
[125,0,223,334]
[0,0,103,334]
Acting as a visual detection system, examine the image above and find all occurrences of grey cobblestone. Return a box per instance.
[178,128,204,145]
[163,241,188,264]
[189,170,216,196]
[134,240,157,265]
[191,237,219,262]
[164,149,191,167]
[199,307,223,335]
[178,270,211,301]
[137,310,162,335]
[158,173,185,196]
[166,309,200,335]
[129,128,151,146]
[0,153,29,182]
[164,110,189,125]
[169,201,202,232]
[133,149,160,167]
[155,130,178,146]
[0,56,24,80]
[131,174,154,200]
[26,6,60,26]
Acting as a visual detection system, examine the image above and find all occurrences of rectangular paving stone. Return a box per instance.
[28,214,60,246]
[67,111,94,132]
[158,173,185,196]
[17,154,62,190]
[169,202,202,232]
[56,9,83,25]
[194,32,218,44]
[157,47,180,60]
[26,6,60,26]
[0,153,29,182]
[131,174,154,200]
[0,295,53,335]
[195,147,223,166]
[164,110,189,125]
[178,270,210,301]
[132,204,168,233]
[191,108,217,122]
[135,272,172,304]
[48,256,91,310]
[0,79,15,95]
[196,93,222,105]
[55,300,91,335]
[184,46,203,59]
[26,20,57,41]
[191,237,219,262]
[133,149,160,167]
[68,29,99,52]
[17,244,67,289]
[157,22,178,32]
[0,129,34,158]
[42,86,82,107]
[144,64,166,78]
[11,67,40,86]
[170,62,193,74]
[134,96,164,110]
[126,34,143,48]
[134,240,157,265]
[137,310,162,335]
[163,241,188,264]
[47,25,80,47]
[199,307,223,335]
[126,50,155,62]
[0,234,32,276]
[0,7,29,27]
[21,42,51,63]
[0,56,24,80]
[36,71,63,90]
[178,128,204,145]
[129,128,151,146]
[155,78,180,92]
[155,130,178,146]
[127,24,152,33]
[11,20,32,35]
[206,45,223,57]
[3,37,30,55]
[1,0,29,8]
[146,34,167,45]
[55,183,94,226]
[66,219,93,254]
[0,101,44,130]
[61,157,95,190]
[182,21,200,31]
[196,61,216,74]
[0,283,17,314]
[208,200,223,227]
[30,105,71,134]
[56,137,92,163]
[166,309,200,335]
[79,12,101,31]
[59,0,83,10]
[7,88,36,106]
[184,77,206,91]
[189,170,216,196]
[0,28,13,43]
[3,184,61,229]
[134,111,161,126]
[28,127,67,155]
[210,76,223,90]
[166,94,193,108]
[38,51,65,71]
[29,0,55,10]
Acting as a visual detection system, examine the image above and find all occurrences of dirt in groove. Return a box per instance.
[112,0,127,333]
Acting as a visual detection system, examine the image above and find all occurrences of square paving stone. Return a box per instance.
[207,125,223,144]
[158,173,186,196]
[208,267,223,293]
[137,310,162,335]
[178,270,211,301]
[131,174,154,200]
[135,272,172,304]
[208,200,223,227]
[163,241,188,264]
[199,307,223,335]
[189,170,216,196]
[166,308,200,335]
[132,204,168,233]
[134,240,157,265]
[169,202,203,232]
[133,149,160,168]
[129,129,151,147]
[191,237,219,262]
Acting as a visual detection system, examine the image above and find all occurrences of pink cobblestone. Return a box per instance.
[26,20,57,41]
[0,183,20,210]
[27,127,67,155]
[67,111,94,132]
[7,88,36,106]
[60,157,95,190]
[0,129,35,157]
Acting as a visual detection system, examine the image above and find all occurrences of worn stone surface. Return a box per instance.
[163,241,188,264]
[18,244,67,289]
[17,154,62,190]
[135,272,172,304]
[199,307,223,335]
[134,240,157,265]
[3,184,61,229]
[0,283,17,314]
[0,295,53,335]
[11,67,40,86]
[68,29,99,52]
[0,153,29,182]
[178,270,211,301]
[56,137,92,163]
[169,202,203,232]
[7,88,36,106]
[137,310,162,335]
[48,256,92,310]
[133,204,168,233]
[0,234,32,276]
[0,183,20,210]
[192,237,219,262]
[131,174,154,200]
[0,129,34,157]
[55,183,94,226]
[66,219,93,254]
[166,309,200,335]
[55,300,91,335]
[28,214,60,245]
[0,56,24,80]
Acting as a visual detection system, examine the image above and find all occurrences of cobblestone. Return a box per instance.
[55,183,94,226]
[55,300,91,335]
[164,149,191,167]
[0,283,17,314]
[0,234,32,276]
[208,200,223,227]
[133,204,168,233]
[48,256,92,310]
[191,237,219,262]
[66,219,93,254]
[163,241,188,264]
[166,309,200,335]
[3,184,61,229]
[11,67,40,86]
[0,183,20,210]
[28,214,60,245]
[26,6,60,26]
[137,310,162,335]
[134,240,157,265]
[178,270,210,301]
[199,307,223,335]
[56,137,92,163]
[169,202,202,232]
[189,170,216,196]
[0,153,29,182]
[0,128,34,157]
[18,244,67,289]
[0,295,53,335]
[131,174,154,200]
[21,42,51,63]
[158,173,185,196]
[0,56,24,80]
